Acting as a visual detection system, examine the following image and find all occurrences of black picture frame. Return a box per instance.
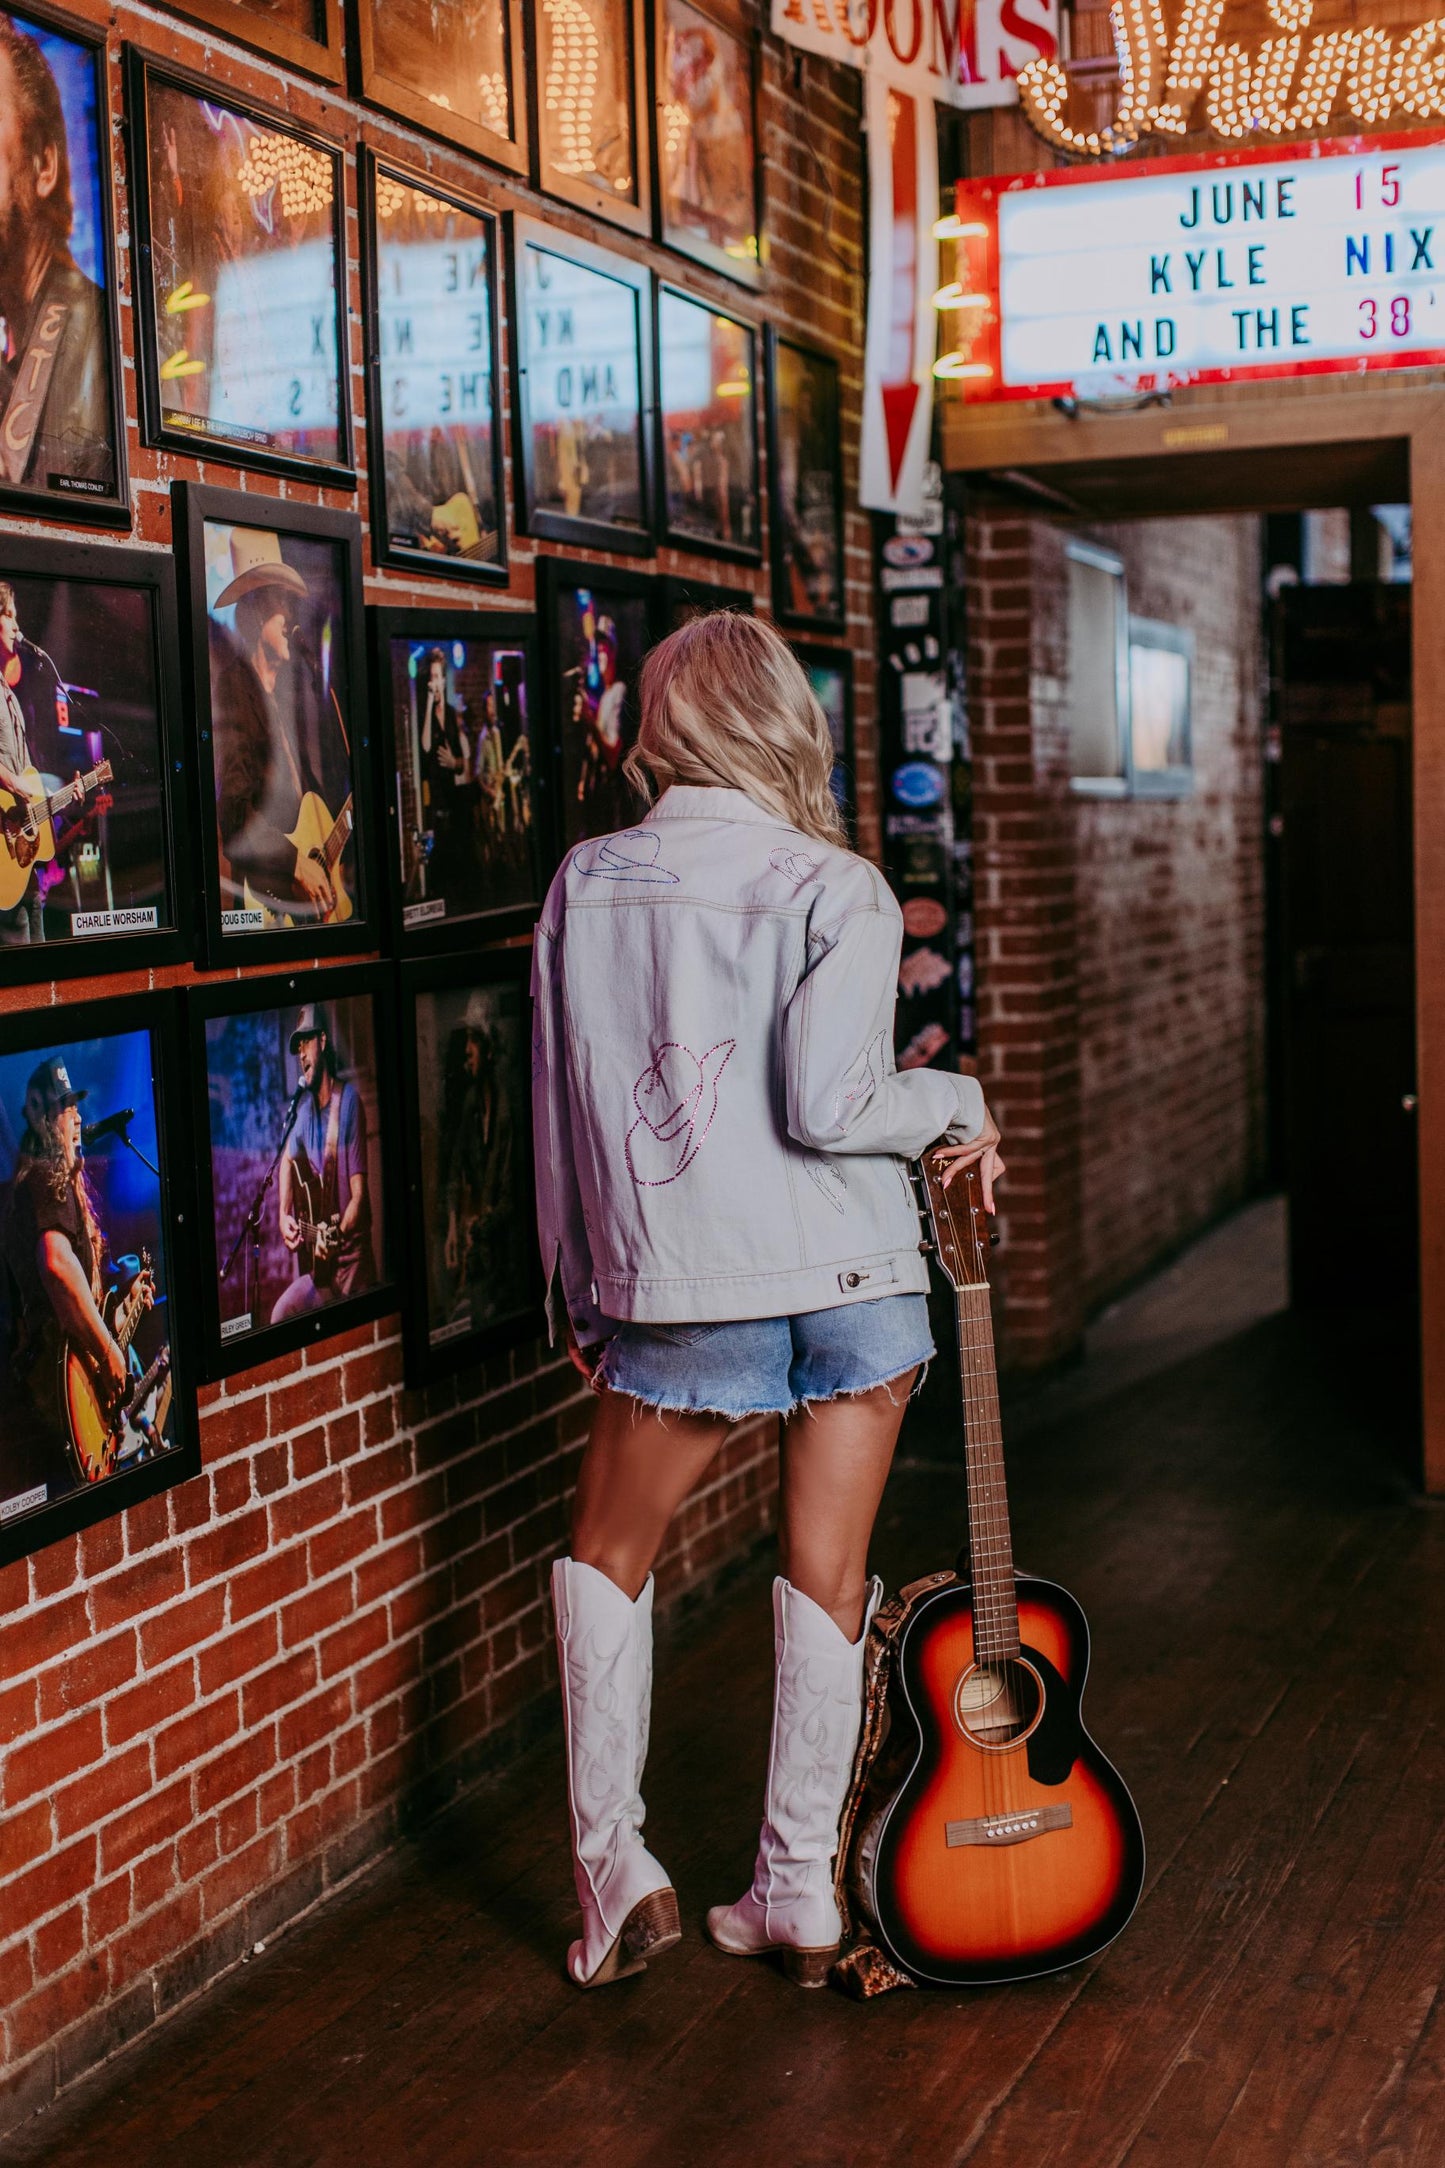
[371,604,546,954]
[360,153,509,589]
[158,0,345,83]
[398,948,545,1387]
[766,329,846,635]
[537,554,660,858]
[125,48,354,489]
[509,215,655,558]
[653,0,764,290]
[0,2,129,529]
[655,287,761,564]
[187,961,402,1382]
[796,641,856,837]
[658,574,755,631]
[354,0,529,175]
[173,481,378,970]
[0,535,193,984]
[529,0,651,239]
[0,990,202,1567]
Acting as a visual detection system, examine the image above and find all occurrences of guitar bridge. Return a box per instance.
[945,1803,1073,1848]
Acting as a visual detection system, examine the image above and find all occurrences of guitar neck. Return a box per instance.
[45,762,110,818]
[322,796,353,873]
[955,1284,1020,1663]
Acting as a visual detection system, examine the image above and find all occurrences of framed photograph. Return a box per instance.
[0,538,191,982]
[126,51,352,486]
[767,331,845,633]
[362,157,508,586]
[155,0,345,83]
[511,218,654,557]
[372,607,544,952]
[0,992,199,1567]
[659,575,753,632]
[538,557,657,852]
[797,644,855,835]
[173,483,376,968]
[398,951,543,1386]
[0,4,128,526]
[656,288,759,561]
[531,0,650,238]
[188,964,400,1380]
[654,0,762,287]
[355,0,527,174]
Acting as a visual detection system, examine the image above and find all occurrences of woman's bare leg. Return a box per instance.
[571,1391,734,1598]
[777,1371,918,1637]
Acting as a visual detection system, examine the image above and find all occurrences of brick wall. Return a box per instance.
[0,0,875,2130]
[968,508,1267,1362]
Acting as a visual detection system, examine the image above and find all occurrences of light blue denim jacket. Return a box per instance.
[530,785,986,1341]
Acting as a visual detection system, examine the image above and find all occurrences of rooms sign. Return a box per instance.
[949,132,1445,399]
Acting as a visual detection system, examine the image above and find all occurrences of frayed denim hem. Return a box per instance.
[597,1352,932,1427]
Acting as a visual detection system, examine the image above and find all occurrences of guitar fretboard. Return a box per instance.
[955,1284,1020,1663]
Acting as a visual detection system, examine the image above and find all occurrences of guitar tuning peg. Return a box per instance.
[989,1229,1000,1247]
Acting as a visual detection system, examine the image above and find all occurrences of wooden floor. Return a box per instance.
[14,1215,1442,2167]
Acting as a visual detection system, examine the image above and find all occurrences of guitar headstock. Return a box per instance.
[914,1142,994,1295]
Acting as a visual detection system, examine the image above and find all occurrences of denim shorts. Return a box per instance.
[596,1293,934,1420]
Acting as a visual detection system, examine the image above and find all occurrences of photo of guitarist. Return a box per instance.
[273,1004,375,1323]
[0,578,81,942]
[210,527,351,927]
[0,1056,129,1504]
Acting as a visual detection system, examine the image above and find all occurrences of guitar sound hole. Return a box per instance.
[953,1658,1044,1750]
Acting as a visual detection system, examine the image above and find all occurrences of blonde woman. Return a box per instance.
[532,612,1004,1991]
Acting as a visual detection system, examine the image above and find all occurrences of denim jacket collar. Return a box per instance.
[643,785,789,828]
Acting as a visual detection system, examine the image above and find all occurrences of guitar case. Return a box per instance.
[830,1567,963,2000]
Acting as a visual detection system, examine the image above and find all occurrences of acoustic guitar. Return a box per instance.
[62,1251,166,1485]
[839,1150,1145,1987]
[241,791,354,929]
[291,1161,341,1287]
[0,761,113,911]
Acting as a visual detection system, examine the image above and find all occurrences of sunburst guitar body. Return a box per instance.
[842,1155,1145,1987]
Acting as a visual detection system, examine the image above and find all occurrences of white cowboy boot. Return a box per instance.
[707,1574,882,1986]
[552,1558,681,1988]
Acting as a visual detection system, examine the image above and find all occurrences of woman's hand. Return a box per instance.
[933,1101,1006,1213]
[565,1324,605,1392]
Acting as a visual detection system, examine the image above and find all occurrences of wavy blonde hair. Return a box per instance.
[623,611,848,848]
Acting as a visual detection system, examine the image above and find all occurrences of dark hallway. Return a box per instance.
[14,1206,1439,2168]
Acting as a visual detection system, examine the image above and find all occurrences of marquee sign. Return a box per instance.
[772,0,1057,108]
[946,131,1445,400]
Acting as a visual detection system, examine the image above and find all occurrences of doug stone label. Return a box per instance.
[957,133,1445,401]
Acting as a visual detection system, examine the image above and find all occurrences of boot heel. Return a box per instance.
[621,1885,682,1965]
[781,1945,838,1989]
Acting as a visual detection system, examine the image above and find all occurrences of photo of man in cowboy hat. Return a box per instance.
[208,522,352,926]
[273,1001,375,1323]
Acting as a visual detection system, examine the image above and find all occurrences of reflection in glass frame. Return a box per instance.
[1127,617,1194,798]
[797,643,855,837]
[531,0,651,238]
[655,0,762,288]
[126,50,352,486]
[511,217,654,557]
[0,537,192,985]
[362,158,508,587]
[372,606,545,954]
[0,991,200,1567]
[188,963,400,1382]
[356,0,527,174]
[767,330,845,634]
[538,556,658,854]
[152,0,344,84]
[659,576,754,633]
[399,950,544,1386]
[656,288,759,563]
[0,4,128,526]
[173,482,376,969]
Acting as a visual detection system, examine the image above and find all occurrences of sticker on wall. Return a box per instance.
[891,762,946,810]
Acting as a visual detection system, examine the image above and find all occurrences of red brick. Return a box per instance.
[306,1320,375,1365]
[89,1551,186,1634]
[2,1797,54,1878]
[229,1544,311,1623]
[100,1773,194,1874]
[278,1681,352,1760]
[169,1476,214,1536]
[86,1869,132,1945]
[0,1677,38,1744]
[211,1460,253,1518]
[200,1830,282,1924]
[241,1649,317,1725]
[342,1347,398,1404]
[131,1841,179,1916]
[186,1506,269,1586]
[269,1368,343,1438]
[253,1442,290,1497]
[0,1937,34,2010]
[0,1592,88,1679]
[33,1902,86,1981]
[29,1540,78,1601]
[123,1490,174,1557]
[326,1410,364,1464]
[307,1509,377,1579]
[4,1708,104,1806]
[199,1393,269,1461]
[154,1692,240,1782]
[197,1616,278,1697]
[55,1742,152,1840]
[319,1609,389,1681]
[79,1516,125,1578]
[218,1792,258,1854]
[196,1728,277,1815]
[7,1835,97,1934]
[7,1955,108,2062]
[137,1585,225,1668]
[106,1661,196,1749]
[269,1471,344,1542]
[105,1886,201,1986]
